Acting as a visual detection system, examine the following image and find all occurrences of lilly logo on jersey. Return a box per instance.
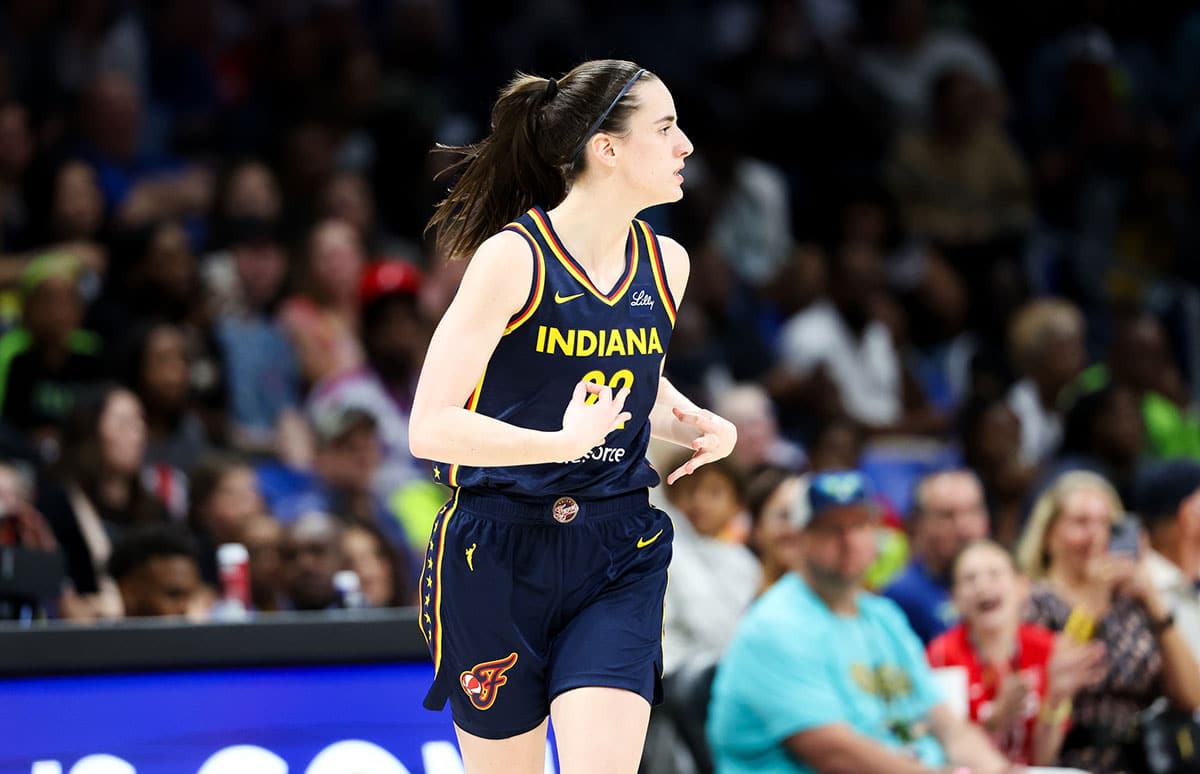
[630,289,655,310]
[460,652,519,710]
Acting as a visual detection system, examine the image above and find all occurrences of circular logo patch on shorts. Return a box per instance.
[552,497,579,524]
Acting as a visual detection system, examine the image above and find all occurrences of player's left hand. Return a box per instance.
[665,407,737,485]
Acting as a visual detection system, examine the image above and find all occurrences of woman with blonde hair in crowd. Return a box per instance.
[1006,298,1087,466]
[1016,470,1200,772]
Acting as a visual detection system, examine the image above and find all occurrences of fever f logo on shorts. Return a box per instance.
[460,652,519,710]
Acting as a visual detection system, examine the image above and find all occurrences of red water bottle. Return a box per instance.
[216,543,251,620]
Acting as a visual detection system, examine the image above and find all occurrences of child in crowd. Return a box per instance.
[926,539,1105,766]
[745,466,804,595]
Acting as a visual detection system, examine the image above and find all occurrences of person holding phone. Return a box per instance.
[1106,515,1141,558]
[1015,471,1200,772]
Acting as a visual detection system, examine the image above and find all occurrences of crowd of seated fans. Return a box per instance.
[4,2,1200,772]
[663,462,1200,774]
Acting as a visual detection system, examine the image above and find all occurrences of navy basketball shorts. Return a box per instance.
[419,487,674,739]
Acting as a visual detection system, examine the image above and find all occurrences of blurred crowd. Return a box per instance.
[3,0,1200,772]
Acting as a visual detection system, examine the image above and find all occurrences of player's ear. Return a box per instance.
[587,133,619,167]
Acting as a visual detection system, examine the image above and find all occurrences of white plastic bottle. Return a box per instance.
[214,543,252,621]
[333,570,368,610]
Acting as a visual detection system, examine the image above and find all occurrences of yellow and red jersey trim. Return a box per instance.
[501,222,546,335]
[638,219,677,327]
[528,208,638,305]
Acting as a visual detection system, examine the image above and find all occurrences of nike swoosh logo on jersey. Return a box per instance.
[555,291,585,304]
[636,529,664,549]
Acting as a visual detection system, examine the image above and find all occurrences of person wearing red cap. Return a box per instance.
[358,260,425,420]
[360,259,422,301]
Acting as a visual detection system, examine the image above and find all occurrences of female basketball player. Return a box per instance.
[409,60,737,773]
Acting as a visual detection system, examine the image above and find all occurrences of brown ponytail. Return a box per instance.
[426,59,654,259]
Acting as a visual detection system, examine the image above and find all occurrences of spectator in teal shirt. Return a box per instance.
[708,470,1008,774]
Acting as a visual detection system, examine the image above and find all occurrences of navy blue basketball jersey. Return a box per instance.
[438,206,677,499]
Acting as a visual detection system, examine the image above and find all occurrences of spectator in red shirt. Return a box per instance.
[927,539,1105,766]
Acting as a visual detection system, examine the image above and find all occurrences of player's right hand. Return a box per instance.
[558,381,631,460]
